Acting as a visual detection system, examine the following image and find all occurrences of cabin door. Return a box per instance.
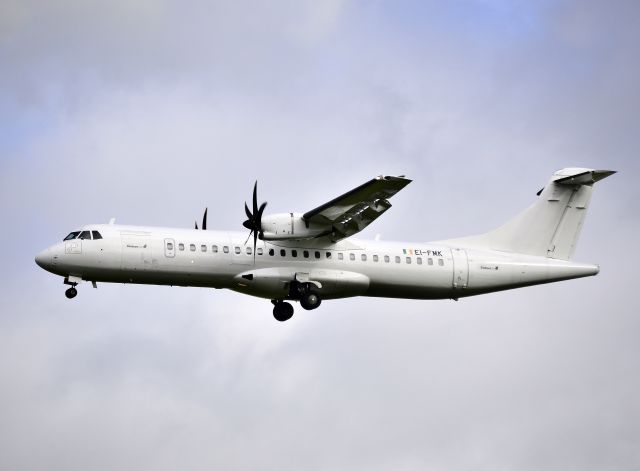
[451,248,469,289]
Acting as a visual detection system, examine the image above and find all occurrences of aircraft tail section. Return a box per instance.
[448,168,615,260]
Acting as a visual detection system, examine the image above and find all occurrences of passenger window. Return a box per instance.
[63,231,80,241]
[79,231,91,240]
[315,251,320,259]
[395,256,401,263]
[190,244,196,252]
[349,253,355,261]
[223,246,229,253]
[373,255,379,262]
[167,242,174,250]
[212,245,218,253]
[257,248,263,255]
[269,249,275,256]
[247,246,252,255]
[234,246,241,254]
[361,254,367,261]
[326,252,332,259]
[303,250,309,258]
[417,257,422,265]
[338,253,344,260]
[384,255,390,263]
[292,250,298,257]
[428,258,433,265]
[201,245,207,252]
[179,243,185,251]
[406,257,411,264]
[438,259,444,266]
[280,249,286,257]
[92,231,103,240]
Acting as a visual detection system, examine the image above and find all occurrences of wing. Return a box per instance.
[303,175,411,241]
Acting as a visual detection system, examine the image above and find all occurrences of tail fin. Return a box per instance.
[449,168,615,260]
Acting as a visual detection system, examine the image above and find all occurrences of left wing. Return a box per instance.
[302,175,411,242]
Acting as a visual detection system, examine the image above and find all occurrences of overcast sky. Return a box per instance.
[1,1,639,470]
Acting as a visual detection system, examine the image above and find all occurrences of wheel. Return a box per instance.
[65,287,77,299]
[273,302,294,322]
[300,291,321,310]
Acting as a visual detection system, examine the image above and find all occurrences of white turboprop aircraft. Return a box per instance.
[36,167,614,321]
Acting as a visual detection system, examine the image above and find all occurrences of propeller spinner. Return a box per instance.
[243,181,267,259]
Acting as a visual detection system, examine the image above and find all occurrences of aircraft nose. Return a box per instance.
[35,248,51,269]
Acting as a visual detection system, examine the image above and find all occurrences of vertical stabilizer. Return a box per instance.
[445,168,615,260]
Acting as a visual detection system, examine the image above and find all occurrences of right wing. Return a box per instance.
[302,175,411,241]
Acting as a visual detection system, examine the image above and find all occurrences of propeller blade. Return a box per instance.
[252,181,258,216]
[202,208,208,231]
[253,228,258,263]
[257,201,267,221]
[195,221,198,230]
[242,181,268,263]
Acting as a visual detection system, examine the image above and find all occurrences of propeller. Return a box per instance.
[243,181,267,260]
[195,208,208,230]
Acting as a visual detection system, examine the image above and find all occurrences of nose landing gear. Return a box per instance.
[63,276,80,300]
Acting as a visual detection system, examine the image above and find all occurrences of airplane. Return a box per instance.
[35,167,614,321]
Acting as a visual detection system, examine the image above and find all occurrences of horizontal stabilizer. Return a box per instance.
[553,168,616,185]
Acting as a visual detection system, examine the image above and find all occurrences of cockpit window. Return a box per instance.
[92,231,103,240]
[63,231,80,241]
[78,230,92,240]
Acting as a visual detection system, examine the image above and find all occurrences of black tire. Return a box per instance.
[273,302,294,322]
[65,287,77,299]
[300,291,321,311]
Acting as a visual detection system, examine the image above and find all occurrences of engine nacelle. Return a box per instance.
[260,213,326,240]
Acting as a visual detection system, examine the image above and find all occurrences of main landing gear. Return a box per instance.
[272,300,294,322]
[300,291,321,311]
[271,282,323,321]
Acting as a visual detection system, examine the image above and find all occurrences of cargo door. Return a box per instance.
[121,235,152,271]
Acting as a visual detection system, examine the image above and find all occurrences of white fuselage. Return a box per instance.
[35,224,599,302]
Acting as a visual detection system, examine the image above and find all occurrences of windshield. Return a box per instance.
[63,231,80,241]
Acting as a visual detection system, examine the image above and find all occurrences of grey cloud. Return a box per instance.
[0,0,347,111]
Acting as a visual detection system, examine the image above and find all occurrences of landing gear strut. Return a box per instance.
[272,300,294,322]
